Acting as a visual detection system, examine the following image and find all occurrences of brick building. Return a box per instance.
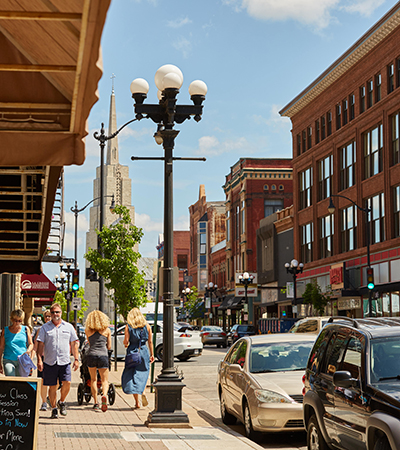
[223,158,293,324]
[280,3,400,318]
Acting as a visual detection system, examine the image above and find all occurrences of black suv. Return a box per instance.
[227,324,256,345]
[303,317,400,450]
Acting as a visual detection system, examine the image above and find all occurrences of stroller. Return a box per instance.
[77,342,116,406]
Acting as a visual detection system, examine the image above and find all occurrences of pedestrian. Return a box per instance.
[84,310,112,412]
[121,307,154,408]
[36,303,79,419]
[0,309,33,376]
[32,309,52,411]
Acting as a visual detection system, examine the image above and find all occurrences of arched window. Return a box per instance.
[263,184,269,190]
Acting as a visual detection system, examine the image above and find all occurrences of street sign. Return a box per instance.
[183,275,192,283]
[65,292,72,301]
[61,257,75,264]
[71,297,82,311]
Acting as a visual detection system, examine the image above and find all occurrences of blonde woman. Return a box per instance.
[85,310,112,412]
[0,309,33,376]
[121,308,154,408]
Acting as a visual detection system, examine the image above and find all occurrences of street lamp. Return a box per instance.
[58,261,73,320]
[129,64,207,425]
[181,287,193,321]
[70,194,115,320]
[328,194,373,316]
[284,260,304,318]
[205,282,218,325]
[238,272,254,324]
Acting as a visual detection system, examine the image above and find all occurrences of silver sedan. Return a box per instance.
[217,333,316,441]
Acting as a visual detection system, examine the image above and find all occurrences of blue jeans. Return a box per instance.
[3,359,20,376]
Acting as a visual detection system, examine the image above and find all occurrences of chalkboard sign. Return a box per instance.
[0,376,41,450]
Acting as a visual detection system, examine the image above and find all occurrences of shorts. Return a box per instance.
[43,363,71,386]
[85,355,109,369]
[3,359,20,377]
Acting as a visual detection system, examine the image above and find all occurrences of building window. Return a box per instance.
[226,210,230,242]
[360,85,366,113]
[318,155,333,201]
[279,184,284,191]
[367,79,373,109]
[341,205,357,252]
[177,254,188,269]
[299,167,313,210]
[394,186,400,238]
[198,222,207,269]
[235,205,240,240]
[315,120,320,144]
[320,215,334,258]
[271,184,276,190]
[307,126,312,150]
[363,124,383,179]
[264,199,283,217]
[297,134,301,157]
[263,184,269,190]
[336,104,341,131]
[340,141,356,191]
[241,200,245,234]
[302,130,306,154]
[342,99,348,126]
[367,193,385,244]
[391,112,400,166]
[375,73,381,102]
[327,112,332,136]
[349,94,355,121]
[301,223,313,263]
[321,115,326,140]
[388,63,394,93]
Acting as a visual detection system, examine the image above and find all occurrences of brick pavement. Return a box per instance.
[35,363,264,450]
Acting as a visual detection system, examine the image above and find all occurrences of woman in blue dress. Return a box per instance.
[121,308,154,408]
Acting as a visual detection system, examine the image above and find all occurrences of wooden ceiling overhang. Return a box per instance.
[0,0,111,273]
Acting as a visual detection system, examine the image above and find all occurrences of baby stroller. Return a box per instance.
[77,342,116,406]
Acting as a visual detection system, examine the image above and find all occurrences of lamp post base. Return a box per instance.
[146,375,189,426]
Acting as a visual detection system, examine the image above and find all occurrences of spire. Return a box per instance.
[106,74,119,165]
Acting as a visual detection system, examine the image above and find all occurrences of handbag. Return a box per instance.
[18,353,36,377]
[124,327,144,369]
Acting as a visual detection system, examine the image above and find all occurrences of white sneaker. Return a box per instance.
[40,402,48,411]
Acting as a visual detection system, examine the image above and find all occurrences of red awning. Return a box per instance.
[21,273,56,298]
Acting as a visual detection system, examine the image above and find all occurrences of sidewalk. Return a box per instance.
[36,364,264,450]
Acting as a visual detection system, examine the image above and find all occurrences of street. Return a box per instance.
[157,345,307,450]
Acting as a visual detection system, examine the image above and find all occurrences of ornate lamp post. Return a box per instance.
[58,261,73,319]
[328,194,373,316]
[129,64,207,425]
[238,272,254,323]
[205,282,218,325]
[284,260,304,318]
[181,287,193,321]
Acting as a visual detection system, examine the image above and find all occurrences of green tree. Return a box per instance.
[302,280,331,316]
[54,287,89,322]
[85,205,147,319]
[184,286,205,320]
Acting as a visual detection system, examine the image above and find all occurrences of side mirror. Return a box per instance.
[333,370,359,388]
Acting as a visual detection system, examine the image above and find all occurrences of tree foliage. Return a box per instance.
[183,286,205,320]
[54,286,89,322]
[85,205,147,319]
[302,280,331,316]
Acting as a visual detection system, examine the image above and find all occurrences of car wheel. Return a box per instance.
[374,436,391,450]
[243,401,261,441]
[177,355,190,362]
[219,390,236,425]
[155,345,163,362]
[217,344,221,348]
[223,342,227,348]
[307,415,328,450]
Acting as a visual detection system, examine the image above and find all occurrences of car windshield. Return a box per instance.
[202,326,222,332]
[238,325,255,332]
[370,338,400,382]
[250,341,313,373]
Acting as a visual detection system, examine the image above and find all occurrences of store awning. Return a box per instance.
[21,273,56,297]
[218,295,244,311]
[0,0,112,273]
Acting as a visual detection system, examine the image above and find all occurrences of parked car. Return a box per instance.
[112,322,203,362]
[303,316,400,450]
[227,324,256,345]
[288,316,331,334]
[200,326,227,348]
[217,333,316,441]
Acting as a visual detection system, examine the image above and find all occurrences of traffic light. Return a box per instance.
[86,267,98,282]
[72,269,79,291]
[367,267,375,290]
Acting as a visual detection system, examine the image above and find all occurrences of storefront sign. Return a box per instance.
[338,298,361,310]
[330,263,344,290]
[235,286,258,297]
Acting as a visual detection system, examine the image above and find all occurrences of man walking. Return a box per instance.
[37,303,79,419]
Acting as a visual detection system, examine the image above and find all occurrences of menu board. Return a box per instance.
[0,377,41,450]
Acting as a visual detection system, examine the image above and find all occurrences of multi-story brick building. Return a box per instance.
[280,3,400,318]
[223,158,293,324]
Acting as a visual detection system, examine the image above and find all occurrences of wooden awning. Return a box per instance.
[0,0,111,273]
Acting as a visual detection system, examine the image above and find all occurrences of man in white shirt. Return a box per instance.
[37,303,79,419]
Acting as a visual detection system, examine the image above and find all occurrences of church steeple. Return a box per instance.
[107,73,119,165]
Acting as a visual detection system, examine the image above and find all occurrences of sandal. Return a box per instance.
[93,403,100,411]
[101,396,107,412]
[141,394,148,407]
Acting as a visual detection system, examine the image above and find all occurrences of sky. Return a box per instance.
[43,0,398,283]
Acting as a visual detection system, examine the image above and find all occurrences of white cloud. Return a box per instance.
[174,214,189,230]
[252,104,292,131]
[224,0,385,30]
[195,135,250,156]
[64,210,89,233]
[63,231,82,252]
[136,213,163,232]
[167,17,192,28]
[172,36,192,58]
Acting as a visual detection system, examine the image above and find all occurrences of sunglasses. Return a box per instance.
[51,311,62,314]
[13,319,22,323]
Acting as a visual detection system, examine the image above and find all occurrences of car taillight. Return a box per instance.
[234,332,238,337]
[202,332,210,336]
[221,332,226,336]
[179,333,192,337]
[302,374,306,384]
[302,387,306,396]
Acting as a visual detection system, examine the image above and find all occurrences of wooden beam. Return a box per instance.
[0,102,70,110]
[0,64,76,72]
[0,11,81,21]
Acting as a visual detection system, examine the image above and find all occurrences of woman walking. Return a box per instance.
[0,309,33,376]
[121,308,154,408]
[85,310,112,412]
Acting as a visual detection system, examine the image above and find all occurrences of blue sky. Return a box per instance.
[44,0,397,282]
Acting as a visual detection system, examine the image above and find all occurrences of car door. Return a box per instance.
[227,340,248,418]
[220,341,242,411]
[333,333,368,450]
